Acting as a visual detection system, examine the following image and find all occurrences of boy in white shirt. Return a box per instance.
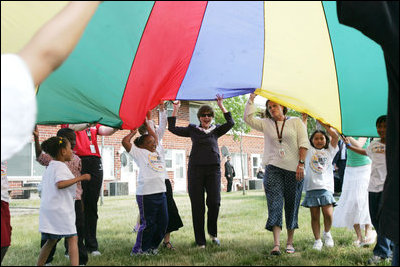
[345,115,393,264]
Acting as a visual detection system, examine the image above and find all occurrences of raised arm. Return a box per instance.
[319,120,339,148]
[18,2,101,86]
[344,137,367,156]
[145,119,158,146]
[168,101,191,137]
[122,130,137,153]
[33,125,42,158]
[243,93,265,132]
[65,123,91,132]
[156,101,167,140]
[346,136,368,149]
[98,125,118,136]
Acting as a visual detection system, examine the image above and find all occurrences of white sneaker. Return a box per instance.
[91,250,101,256]
[323,231,334,248]
[45,263,52,266]
[312,239,323,251]
[353,240,362,247]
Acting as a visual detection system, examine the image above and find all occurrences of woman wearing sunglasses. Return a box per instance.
[167,94,234,248]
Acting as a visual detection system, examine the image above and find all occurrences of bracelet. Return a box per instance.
[346,143,351,147]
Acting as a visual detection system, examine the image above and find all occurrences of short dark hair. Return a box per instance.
[134,134,150,148]
[309,130,330,149]
[138,123,148,135]
[197,105,214,119]
[265,100,288,119]
[57,128,76,142]
[41,136,69,158]
[376,115,387,127]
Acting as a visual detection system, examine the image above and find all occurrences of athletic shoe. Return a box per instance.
[211,238,221,246]
[312,239,323,251]
[353,240,362,247]
[91,250,101,256]
[367,255,386,265]
[323,231,334,247]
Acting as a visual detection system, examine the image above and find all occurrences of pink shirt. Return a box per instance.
[37,153,83,200]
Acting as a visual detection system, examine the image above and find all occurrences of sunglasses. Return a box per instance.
[200,114,213,118]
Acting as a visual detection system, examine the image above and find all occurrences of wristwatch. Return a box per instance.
[298,159,305,164]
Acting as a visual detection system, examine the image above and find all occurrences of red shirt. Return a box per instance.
[61,124,101,157]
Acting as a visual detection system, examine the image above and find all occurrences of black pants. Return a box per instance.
[80,156,103,252]
[226,177,233,192]
[188,163,221,246]
[42,200,87,265]
[165,179,183,233]
[334,159,346,193]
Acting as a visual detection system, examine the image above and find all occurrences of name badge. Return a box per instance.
[90,145,96,154]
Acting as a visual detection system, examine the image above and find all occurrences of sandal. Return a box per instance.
[270,245,281,256]
[163,241,175,250]
[286,243,295,254]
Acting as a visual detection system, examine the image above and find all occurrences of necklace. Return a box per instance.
[274,117,287,157]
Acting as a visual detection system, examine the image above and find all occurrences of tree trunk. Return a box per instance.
[240,132,246,195]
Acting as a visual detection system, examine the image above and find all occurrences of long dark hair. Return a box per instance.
[41,136,69,158]
[309,130,330,149]
[265,100,288,119]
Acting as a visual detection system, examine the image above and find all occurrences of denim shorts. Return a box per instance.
[41,232,77,240]
[301,189,337,208]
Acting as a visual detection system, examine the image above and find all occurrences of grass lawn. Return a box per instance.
[3,190,390,266]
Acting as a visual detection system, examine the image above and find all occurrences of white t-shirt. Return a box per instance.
[1,54,36,161]
[304,144,338,193]
[129,144,166,196]
[39,161,77,235]
[244,100,310,172]
[366,139,386,192]
[1,161,10,203]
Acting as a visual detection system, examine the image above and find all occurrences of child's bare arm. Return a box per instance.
[122,130,137,152]
[319,120,339,148]
[145,119,158,146]
[57,174,91,189]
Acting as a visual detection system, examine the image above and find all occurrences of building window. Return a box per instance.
[165,149,173,169]
[231,152,248,178]
[7,142,46,179]
[164,101,174,117]
[189,104,201,125]
[165,149,186,192]
[99,145,115,180]
[251,154,262,178]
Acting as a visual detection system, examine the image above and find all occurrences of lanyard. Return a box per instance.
[86,129,92,143]
[274,117,286,144]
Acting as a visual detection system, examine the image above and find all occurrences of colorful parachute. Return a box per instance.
[1,1,387,136]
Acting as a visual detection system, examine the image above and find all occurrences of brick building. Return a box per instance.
[6,101,265,197]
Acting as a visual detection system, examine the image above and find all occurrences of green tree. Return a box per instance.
[213,95,251,195]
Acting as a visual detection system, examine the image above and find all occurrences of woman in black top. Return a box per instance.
[168,95,234,248]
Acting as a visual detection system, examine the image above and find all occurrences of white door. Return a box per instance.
[119,149,138,195]
[173,150,186,193]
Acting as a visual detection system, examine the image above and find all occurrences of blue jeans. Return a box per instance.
[369,192,393,258]
[392,243,399,266]
[132,193,168,254]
